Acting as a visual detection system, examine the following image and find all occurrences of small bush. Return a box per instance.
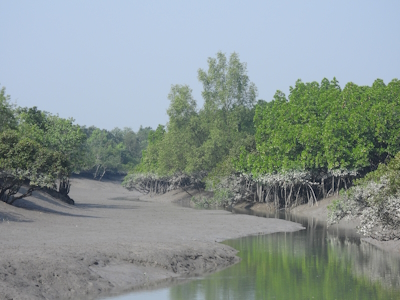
[328,153,400,240]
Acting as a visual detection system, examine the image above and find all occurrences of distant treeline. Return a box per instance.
[0,86,151,204]
[123,52,400,211]
[80,125,151,180]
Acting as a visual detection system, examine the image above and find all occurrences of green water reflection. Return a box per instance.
[169,216,400,300]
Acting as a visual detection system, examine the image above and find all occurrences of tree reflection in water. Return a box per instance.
[169,212,400,300]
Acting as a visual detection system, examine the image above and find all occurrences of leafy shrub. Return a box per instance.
[328,153,400,240]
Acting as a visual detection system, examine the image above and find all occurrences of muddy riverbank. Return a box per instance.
[0,178,303,300]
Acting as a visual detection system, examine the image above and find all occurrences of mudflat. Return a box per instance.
[0,178,304,300]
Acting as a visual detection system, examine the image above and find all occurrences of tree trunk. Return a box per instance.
[295,185,301,206]
[94,164,101,179]
[284,185,287,208]
[99,167,107,181]
[255,183,257,202]
[287,184,293,208]
[307,184,318,206]
[8,187,35,205]
[265,187,272,203]
[59,179,71,195]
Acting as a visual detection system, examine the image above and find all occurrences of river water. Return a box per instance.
[109,208,400,300]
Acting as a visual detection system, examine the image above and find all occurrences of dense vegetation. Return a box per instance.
[328,152,400,240]
[81,125,151,180]
[0,86,151,205]
[232,77,400,208]
[0,90,85,204]
[123,52,400,215]
[123,52,257,194]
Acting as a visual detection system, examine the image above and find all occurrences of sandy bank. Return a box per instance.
[0,178,304,300]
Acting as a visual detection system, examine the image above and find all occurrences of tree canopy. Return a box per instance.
[82,125,151,179]
[123,53,399,211]
[236,78,400,175]
[0,90,80,204]
[0,86,17,132]
[0,86,152,205]
[133,52,257,177]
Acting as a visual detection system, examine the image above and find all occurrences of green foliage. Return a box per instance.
[239,78,400,176]
[81,125,152,179]
[85,128,121,178]
[1,97,85,183]
[43,115,86,172]
[157,85,198,174]
[328,152,400,238]
[198,52,257,111]
[0,84,151,203]
[0,87,88,204]
[133,52,257,181]
[0,130,68,181]
[122,126,152,166]
[191,188,233,208]
[0,87,17,132]
[16,107,86,173]
[0,98,86,204]
[0,129,70,203]
[356,152,400,199]
[136,124,165,173]
[207,187,234,207]
[128,53,399,208]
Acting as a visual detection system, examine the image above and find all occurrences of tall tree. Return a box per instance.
[196,52,258,172]
[157,85,198,174]
[0,87,16,132]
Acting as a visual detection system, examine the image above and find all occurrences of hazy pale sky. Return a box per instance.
[1,1,399,131]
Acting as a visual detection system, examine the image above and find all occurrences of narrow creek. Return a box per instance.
[109,207,400,300]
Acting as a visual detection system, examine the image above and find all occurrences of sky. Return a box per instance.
[1,1,399,131]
